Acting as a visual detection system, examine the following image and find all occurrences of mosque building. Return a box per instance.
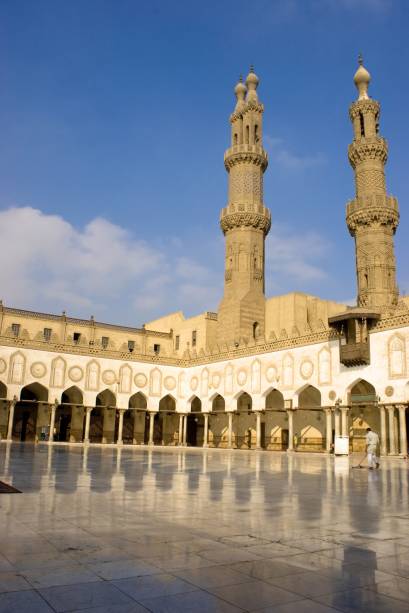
[0,59,408,456]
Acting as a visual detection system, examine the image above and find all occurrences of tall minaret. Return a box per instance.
[347,56,399,310]
[217,68,271,345]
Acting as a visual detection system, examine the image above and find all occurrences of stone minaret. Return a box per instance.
[347,56,399,310]
[217,68,271,345]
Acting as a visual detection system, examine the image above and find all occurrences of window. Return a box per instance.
[253,322,260,340]
[73,332,81,344]
[43,328,52,342]
[154,343,160,355]
[359,112,365,137]
[11,323,20,337]
[245,125,249,144]
[101,336,109,349]
[192,330,197,347]
[127,340,135,353]
[254,124,259,142]
[175,335,180,350]
[234,133,238,145]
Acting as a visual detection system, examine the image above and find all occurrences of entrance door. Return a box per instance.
[187,415,197,446]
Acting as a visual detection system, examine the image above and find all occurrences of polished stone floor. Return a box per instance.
[0,445,409,613]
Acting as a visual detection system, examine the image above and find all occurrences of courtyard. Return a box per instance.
[0,445,408,612]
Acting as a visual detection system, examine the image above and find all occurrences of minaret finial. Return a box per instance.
[358,52,363,66]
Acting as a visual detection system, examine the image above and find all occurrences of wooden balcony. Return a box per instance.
[339,342,370,367]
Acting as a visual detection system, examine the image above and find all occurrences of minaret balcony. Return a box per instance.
[224,145,268,170]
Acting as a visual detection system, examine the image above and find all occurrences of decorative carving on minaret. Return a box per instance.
[217,68,271,344]
[346,56,399,310]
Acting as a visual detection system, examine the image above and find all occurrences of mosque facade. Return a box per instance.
[0,60,408,456]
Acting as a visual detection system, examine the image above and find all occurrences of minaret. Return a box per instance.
[217,68,271,345]
[347,56,399,310]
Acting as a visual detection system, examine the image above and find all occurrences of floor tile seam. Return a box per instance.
[111,574,198,603]
[166,567,258,590]
[31,586,60,613]
[316,584,409,609]
[134,586,251,612]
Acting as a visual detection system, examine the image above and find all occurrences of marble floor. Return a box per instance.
[0,445,409,613]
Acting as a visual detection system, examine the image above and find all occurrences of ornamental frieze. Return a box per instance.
[348,138,388,167]
[220,212,271,234]
[349,98,380,119]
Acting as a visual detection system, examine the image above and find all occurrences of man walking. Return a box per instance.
[366,427,380,470]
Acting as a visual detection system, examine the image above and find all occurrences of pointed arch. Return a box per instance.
[265,388,284,410]
[224,363,234,395]
[61,385,83,405]
[0,381,7,398]
[86,360,100,391]
[348,378,376,404]
[159,394,176,412]
[201,368,209,397]
[20,382,48,402]
[129,391,147,410]
[282,353,294,387]
[96,388,116,407]
[235,391,252,413]
[211,393,225,412]
[8,351,26,384]
[297,384,321,408]
[189,395,202,413]
[318,346,332,385]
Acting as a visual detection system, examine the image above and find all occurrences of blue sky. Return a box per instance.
[0,0,408,325]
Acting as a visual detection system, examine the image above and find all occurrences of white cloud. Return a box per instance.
[264,136,326,170]
[0,206,331,325]
[266,222,329,284]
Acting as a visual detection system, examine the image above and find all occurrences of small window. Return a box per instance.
[234,133,238,145]
[128,340,135,353]
[73,332,81,344]
[253,322,260,340]
[359,112,365,137]
[245,125,249,144]
[175,335,180,350]
[43,328,52,342]
[192,330,197,347]
[11,323,20,337]
[101,336,109,349]
[254,124,259,142]
[154,343,160,355]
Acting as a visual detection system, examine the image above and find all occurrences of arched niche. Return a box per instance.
[237,391,252,413]
[212,394,225,412]
[349,379,376,404]
[190,396,202,413]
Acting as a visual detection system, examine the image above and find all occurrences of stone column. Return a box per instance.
[227,412,233,449]
[325,408,332,453]
[387,405,397,455]
[255,412,262,450]
[49,402,58,443]
[398,405,408,457]
[183,414,188,446]
[83,407,93,444]
[334,409,340,439]
[341,407,349,437]
[148,412,155,446]
[117,409,125,445]
[379,404,387,456]
[203,413,209,448]
[6,398,16,441]
[178,414,183,445]
[287,410,294,451]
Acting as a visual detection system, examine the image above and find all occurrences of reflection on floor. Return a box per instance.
[0,445,409,612]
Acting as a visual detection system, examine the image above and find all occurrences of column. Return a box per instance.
[148,411,155,446]
[6,399,16,441]
[183,414,188,446]
[227,412,233,449]
[255,411,262,450]
[398,405,407,457]
[203,413,209,448]
[341,407,349,437]
[379,404,387,456]
[325,408,332,453]
[387,405,397,455]
[83,407,93,444]
[334,408,340,439]
[49,403,57,443]
[117,409,125,445]
[287,410,294,451]
[178,414,183,445]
